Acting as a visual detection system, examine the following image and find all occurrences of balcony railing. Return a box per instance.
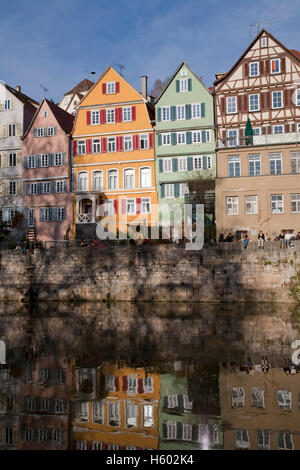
[217,132,300,149]
[77,214,94,224]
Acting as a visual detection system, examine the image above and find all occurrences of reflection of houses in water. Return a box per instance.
[18,355,73,450]
[72,361,160,450]
[0,365,21,450]
[159,361,223,450]
[219,364,300,450]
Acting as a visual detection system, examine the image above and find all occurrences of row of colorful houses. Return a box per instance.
[1,28,300,242]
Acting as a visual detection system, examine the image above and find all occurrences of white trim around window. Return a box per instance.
[140,166,151,188]
[123,167,135,190]
[107,168,118,190]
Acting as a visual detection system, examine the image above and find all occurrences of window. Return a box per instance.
[93,401,104,424]
[168,395,178,408]
[165,184,174,198]
[277,390,291,409]
[296,89,300,106]
[166,421,177,439]
[126,401,138,427]
[271,59,280,74]
[57,207,65,221]
[41,154,49,167]
[227,96,237,114]
[27,397,37,411]
[226,197,239,216]
[43,111,48,117]
[9,153,16,166]
[108,170,118,189]
[248,154,261,176]
[163,158,172,172]
[106,82,116,94]
[78,172,88,191]
[236,430,250,449]
[47,127,56,136]
[56,181,64,193]
[249,94,259,111]
[249,62,259,77]
[92,139,100,153]
[4,100,10,110]
[54,153,63,166]
[245,195,258,214]
[124,136,132,151]
[250,387,264,408]
[43,208,52,221]
[206,130,211,142]
[143,377,153,393]
[261,37,267,48]
[271,195,284,214]
[25,427,34,442]
[93,442,102,450]
[162,106,170,121]
[278,432,293,450]
[77,441,87,450]
[91,110,99,125]
[162,133,171,145]
[92,171,103,191]
[141,197,151,214]
[108,401,120,427]
[143,404,154,427]
[193,131,201,144]
[102,200,114,216]
[78,402,89,422]
[228,130,238,147]
[298,123,300,132]
[177,105,185,120]
[228,155,240,177]
[180,183,189,198]
[124,169,135,189]
[52,429,63,444]
[183,394,193,411]
[41,397,49,411]
[272,91,283,109]
[28,155,35,168]
[126,199,135,215]
[269,153,282,175]
[8,124,16,136]
[192,103,201,119]
[177,132,186,144]
[140,167,151,188]
[273,125,284,134]
[77,140,86,155]
[180,79,188,92]
[123,107,132,121]
[9,181,17,195]
[182,424,192,441]
[291,194,300,213]
[107,137,116,152]
[231,387,244,407]
[253,127,261,135]
[25,363,34,383]
[106,108,115,124]
[43,182,51,194]
[55,399,66,413]
[178,157,187,171]
[140,134,149,150]
[257,430,270,450]
[194,157,202,170]
[57,368,66,384]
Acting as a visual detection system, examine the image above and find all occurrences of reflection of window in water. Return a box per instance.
[77,368,95,393]
[126,401,138,427]
[106,374,115,392]
[25,363,34,383]
[257,429,270,450]
[167,420,177,439]
[5,427,16,445]
[277,390,291,409]
[52,429,63,444]
[127,445,136,450]
[38,429,48,442]
[143,404,154,427]
[182,423,192,441]
[213,425,219,444]
[55,399,66,413]
[167,395,178,409]
[41,397,49,411]
[25,427,34,442]
[39,368,49,383]
[5,397,14,413]
[78,402,89,422]
[128,374,137,393]
[250,387,265,408]
[183,394,193,412]
[93,401,104,424]
[93,442,102,450]
[108,401,120,427]
[235,429,250,449]
[108,444,119,450]
[278,431,293,450]
[143,377,153,393]
[27,397,37,412]
[77,440,86,450]
[57,368,66,384]
[231,387,245,407]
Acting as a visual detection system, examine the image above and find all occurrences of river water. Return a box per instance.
[0,301,299,451]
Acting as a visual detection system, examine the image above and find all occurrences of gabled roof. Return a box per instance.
[214,29,300,86]
[155,61,212,104]
[5,83,38,114]
[64,78,94,96]
[22,98,74,139]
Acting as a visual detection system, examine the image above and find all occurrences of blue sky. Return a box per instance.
[1,0,300,103]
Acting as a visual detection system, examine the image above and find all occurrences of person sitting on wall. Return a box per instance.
[135,226,144,246]
[258,231,265,250]
[225,232,234,242]
[243,232,249,250]
[218,232,225,242]
[279,231,285,249]
[296,232,300,240]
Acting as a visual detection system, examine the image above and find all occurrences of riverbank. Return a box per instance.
[0,242,299,303]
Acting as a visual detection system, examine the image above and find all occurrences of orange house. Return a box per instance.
[72,363,160,450]
[72,67,158,240]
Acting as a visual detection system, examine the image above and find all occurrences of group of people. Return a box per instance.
[283,358,297,375]
[218,229,300,250]
[17,240,42,255]
[242,356,269,373]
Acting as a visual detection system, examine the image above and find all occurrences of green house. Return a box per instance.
[155,62,216,226]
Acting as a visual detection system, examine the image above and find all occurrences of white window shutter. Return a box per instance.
[16,124,21,136]
[2,125,7,138]
[2,153,8,167]
[17,152,21,166]
[10,100,14,110]
[17,181,21,195]
[0,102,3,111]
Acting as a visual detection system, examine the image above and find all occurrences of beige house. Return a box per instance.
[214,29,300,240]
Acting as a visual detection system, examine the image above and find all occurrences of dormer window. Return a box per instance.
[271,59,280,74]
[261,37,267,48]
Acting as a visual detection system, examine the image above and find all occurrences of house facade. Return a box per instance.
[215,30,300,240]
[72,67,158,239]
[155,62,215,226]
[0,82,38,229]
[22,99,74,243]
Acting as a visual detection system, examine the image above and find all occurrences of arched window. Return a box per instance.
[92,171,103,191]
[78,172,88,191]
[108,170,118,190]
[124,168,135,189]
[140,167,151,188]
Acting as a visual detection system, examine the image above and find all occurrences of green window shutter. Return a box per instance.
[62,153,66,165]
[171,106,176,121]
[202,156,207,170]
[176,80,180,92]
[39,209,44,222]
[172,158,178,172]
[174,183,180,198]
[201,102,205,117]
[159,159,163,173]
[176,421,183,439]
[188,78,192,91]
[186,131,192,144]
[192,424,198,442]
[187,157,193,171]
[171,133,177,145]
[160,184,165,199]
[158,134,162,146]
[162,422,167,438]
[185,104,191,119]
[201,130,207,143]
[24,156,28,169]
[157,108,161,122]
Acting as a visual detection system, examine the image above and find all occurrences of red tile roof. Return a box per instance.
[64,78,94,96]
[290,49,300,61]
[45,99,74,133]
[5,83,38,114]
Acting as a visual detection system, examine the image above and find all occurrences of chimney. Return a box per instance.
[16,86,21,92]
[141,75,148,99]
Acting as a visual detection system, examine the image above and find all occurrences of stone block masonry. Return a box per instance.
[0,242,299,303]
